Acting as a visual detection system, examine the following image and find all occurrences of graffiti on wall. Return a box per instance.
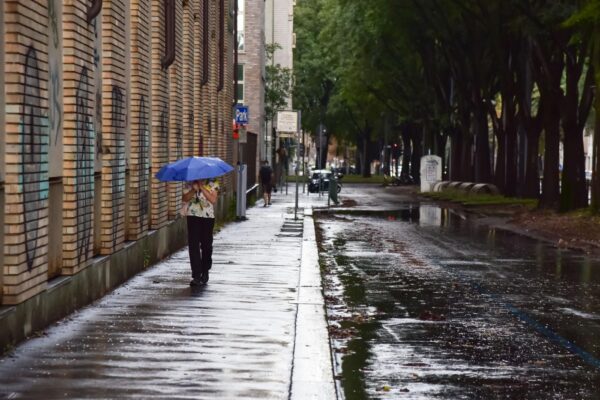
[92,18,103,169]
[110,86,126,246]
[75,67,94,265]
[48,0,62,147]
[160,106,169,144]
[138,95,149,230]
[20,46,49,270]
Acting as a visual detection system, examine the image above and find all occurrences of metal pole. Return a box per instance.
[295,111,301,220]
[302,128,305,193]
[285,139,288,195]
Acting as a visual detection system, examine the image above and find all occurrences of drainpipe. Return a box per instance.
[87,0,102,23]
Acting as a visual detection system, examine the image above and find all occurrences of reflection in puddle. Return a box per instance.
[317,207,600,399]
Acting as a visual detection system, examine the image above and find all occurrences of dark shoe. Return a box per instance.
[200,270,209,284]
[190,278,201,287]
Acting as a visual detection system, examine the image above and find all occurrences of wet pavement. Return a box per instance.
[317,185,600,399]
[0,186,335,399]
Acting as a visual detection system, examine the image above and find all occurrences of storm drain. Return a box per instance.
[277,218,304,237]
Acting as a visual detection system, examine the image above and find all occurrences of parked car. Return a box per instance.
[307,170,342,193]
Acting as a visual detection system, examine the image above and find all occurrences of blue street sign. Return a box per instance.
[235,105,249,125]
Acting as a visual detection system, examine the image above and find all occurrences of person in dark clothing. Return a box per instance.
[182,179,220,286]
[259,160,273,206]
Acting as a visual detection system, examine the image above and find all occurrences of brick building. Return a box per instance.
[236,0,265,165]
[0,0,234,346]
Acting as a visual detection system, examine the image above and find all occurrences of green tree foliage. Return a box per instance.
[265,43,293,123]
[293,0,598,210]
[565,0,600,211]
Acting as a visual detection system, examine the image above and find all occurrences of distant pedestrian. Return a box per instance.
[182,179,220,286]
[259,160,274,206]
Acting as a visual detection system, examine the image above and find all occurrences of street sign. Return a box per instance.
[276,111,298,133]
[235,105,249,125]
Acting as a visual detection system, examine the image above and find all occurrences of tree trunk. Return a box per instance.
[560,48,589,211]
[450,128,463,181]
[496,94,518,196]
[523,125,542,198]
[401,126,412,180]
[591,29,600,212]
[540,96,561,209]
[410,125,422,184]
[518,42,542,199]
[473,105,492,183]
[460,131,474,182]
[504,123,518,196]
[592,90,600,212]
[361,130,371,177]
[536,41,565,210]
[494,127,506,192]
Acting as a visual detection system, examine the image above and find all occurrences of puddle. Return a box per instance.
[317,206,600,399]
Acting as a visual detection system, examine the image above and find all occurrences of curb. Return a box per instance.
[290,208,338,400]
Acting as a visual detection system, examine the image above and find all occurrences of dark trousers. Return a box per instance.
[186,216,215,279]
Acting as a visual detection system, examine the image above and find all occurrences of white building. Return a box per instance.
[265,0,295,162]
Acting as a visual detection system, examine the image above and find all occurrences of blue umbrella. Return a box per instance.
[155,156,234,182]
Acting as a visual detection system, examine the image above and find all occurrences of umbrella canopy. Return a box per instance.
[155,156,234,182]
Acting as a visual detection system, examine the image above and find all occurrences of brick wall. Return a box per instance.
[127,0,152,241]
[0,0,5,301]
[0,0,235,306]
[194,0,204,156]
[150,0,170,230]
[100,0,128,254]
[62,2,96,276]
[3,0,51,304]
[168,0,184,220]
[182,0,196,158]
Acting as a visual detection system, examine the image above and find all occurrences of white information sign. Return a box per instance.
[420,155,442,192]
[276,111,298,133]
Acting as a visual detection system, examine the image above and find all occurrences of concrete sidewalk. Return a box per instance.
[0,187,336,399]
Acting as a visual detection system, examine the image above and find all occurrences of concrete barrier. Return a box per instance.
[430,181,501,196]
[432,181,449,192]
[471,183,500,195]
[458,182,476,192]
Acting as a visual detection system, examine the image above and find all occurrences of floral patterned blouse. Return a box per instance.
[186,180,220,219]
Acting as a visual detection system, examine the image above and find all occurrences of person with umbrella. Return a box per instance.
[156,156,233,286]
[182,178,219,285]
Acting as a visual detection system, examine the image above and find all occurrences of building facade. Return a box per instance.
[0,0,234,345]
[265,0,295,176]
[265,0,294,87]
[237,0,266,164]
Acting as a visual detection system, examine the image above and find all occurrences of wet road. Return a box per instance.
[318,185,600,399]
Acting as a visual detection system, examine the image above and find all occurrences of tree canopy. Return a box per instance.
[293,0,600,211]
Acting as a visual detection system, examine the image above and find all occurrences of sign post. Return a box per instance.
[235,105,249,220]
[276,111,301,220]
[294,111,301,220]
[235,105,249,125]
